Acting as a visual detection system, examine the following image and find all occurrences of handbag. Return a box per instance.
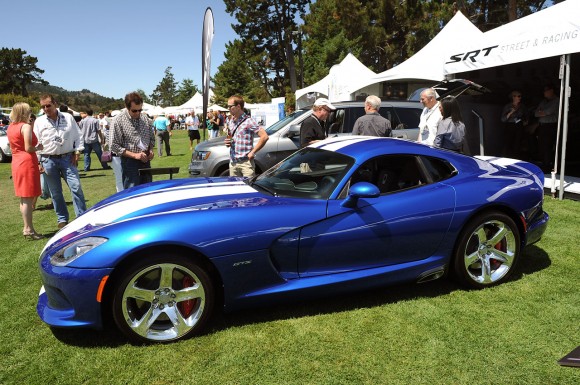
[101,150,112,162]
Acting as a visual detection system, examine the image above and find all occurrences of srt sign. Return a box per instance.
[446,45,499,64]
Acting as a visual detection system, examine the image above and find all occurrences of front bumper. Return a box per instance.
[525,211,549,246]
[188,160,212,177]
[37,264,114,329]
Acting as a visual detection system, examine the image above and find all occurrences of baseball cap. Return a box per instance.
[314,98,336,110]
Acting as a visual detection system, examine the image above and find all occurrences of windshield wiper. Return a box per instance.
[252,182,277,196]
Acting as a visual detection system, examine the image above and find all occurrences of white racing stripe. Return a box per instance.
[311,136,379,152]
[43,181,255,252]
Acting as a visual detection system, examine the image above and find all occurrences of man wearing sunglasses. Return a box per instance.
[33,94,86,229]
[225,95,268,177]
[111,91,155,189]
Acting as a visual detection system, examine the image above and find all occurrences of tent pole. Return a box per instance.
[558,55,571,200]
[551,56,566,197]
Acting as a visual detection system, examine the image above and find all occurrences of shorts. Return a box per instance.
[188,130,201,140]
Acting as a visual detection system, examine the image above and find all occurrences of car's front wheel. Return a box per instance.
[112,254,214,343]
[0,148,10,163]
[453,212,520,289]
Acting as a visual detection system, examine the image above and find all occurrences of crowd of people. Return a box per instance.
[4,84,561,239]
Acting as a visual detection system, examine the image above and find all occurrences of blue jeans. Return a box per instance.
[41,154,87,224]
[121,157,152,189]
[84,141,107,171]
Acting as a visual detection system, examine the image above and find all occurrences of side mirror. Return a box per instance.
[341,182,380,208]
[287,124,301,138]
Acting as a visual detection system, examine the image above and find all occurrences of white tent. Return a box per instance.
[443,0,580,200]
[352,11,483,94]
[208,104,228,112]
[295,53,376,108]
[162,90,215,115]
[443,0,580,75]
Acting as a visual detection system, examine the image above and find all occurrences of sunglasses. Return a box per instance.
[131,109,143,113]
[227,104,237,108]
[41,104,53,109]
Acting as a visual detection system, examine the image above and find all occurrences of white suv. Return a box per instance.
[0,127,12,163]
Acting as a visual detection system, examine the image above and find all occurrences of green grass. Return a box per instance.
[0,130,578,385]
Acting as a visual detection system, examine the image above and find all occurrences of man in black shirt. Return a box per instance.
[300,98,336,148]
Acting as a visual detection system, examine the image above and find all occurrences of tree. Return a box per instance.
[223,0,309,95]
[0,48,47,96]
[135,89,151,104]
[212,40,270,105]
[150,67,177,106]
[174,78,200,106]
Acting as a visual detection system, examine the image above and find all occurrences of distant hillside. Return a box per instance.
[28,83,124,113]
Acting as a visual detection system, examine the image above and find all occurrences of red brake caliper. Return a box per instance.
[491,239,505,270]
[177,276,195,317]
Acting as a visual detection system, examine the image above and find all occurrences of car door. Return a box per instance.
[297,155,456,277]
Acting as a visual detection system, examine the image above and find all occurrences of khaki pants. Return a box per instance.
[229,158,255,177]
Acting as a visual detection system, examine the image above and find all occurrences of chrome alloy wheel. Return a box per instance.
[120,263,207,342]
[462,219,517,285]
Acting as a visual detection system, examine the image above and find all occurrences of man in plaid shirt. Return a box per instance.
[111,92,155,189]
[224,95,268,177]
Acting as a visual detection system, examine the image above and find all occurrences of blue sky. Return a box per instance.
[4,0,237,99]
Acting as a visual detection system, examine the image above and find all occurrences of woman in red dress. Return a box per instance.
[8,103,44,239]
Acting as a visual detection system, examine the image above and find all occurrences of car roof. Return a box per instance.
[311,136,445,161]
[301,99,421,111]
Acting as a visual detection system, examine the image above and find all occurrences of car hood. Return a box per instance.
[42,178,288,252]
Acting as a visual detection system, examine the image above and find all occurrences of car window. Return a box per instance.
[348,155,428,195]
[265,109,308,135]
[420,156,457,182]
[391,108,422,130]
[254,148,355,199]
[327,109,345,135]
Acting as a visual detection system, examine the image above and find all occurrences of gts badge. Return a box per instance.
[233,260,252,267]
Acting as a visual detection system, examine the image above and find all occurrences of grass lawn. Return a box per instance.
[0,130,578,385]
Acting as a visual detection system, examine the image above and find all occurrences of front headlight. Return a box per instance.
[50,237,108,266]
[193,150,211,161]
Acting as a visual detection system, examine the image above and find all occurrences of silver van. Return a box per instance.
[188,100,423,177]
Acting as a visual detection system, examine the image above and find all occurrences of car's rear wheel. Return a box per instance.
[112,254,214,343]
[453,212,520,289]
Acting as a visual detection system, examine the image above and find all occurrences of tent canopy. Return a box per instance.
[444,1,580,75]
[353,12,482,93]
[295,53,376,107]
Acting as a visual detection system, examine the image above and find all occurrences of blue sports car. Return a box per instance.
[37,136,549,343]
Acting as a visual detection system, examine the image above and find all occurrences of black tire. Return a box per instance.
[0,149,9,163]
[453,211,520,289]
[111,253,214,343]
[217,167,230,177]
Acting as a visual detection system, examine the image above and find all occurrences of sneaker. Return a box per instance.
[57,221,68,229]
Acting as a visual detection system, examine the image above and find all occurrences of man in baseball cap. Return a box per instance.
[300,98,336,148]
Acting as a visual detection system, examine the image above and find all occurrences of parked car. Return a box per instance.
[0,127,12,163]
[189,100,423,177]
[38,136,549,343]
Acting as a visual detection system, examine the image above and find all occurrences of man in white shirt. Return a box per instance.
[34,94,86,229]
[418,88,442,145]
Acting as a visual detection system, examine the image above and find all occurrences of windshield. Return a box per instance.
[253,148,354,199]
[265,109,308,135]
